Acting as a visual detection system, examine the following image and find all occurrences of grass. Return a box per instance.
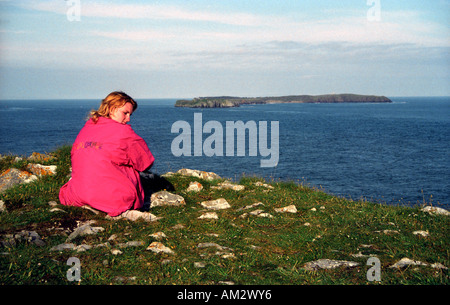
[0,145,448,285]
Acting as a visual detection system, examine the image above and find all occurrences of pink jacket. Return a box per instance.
[59,117,154,216]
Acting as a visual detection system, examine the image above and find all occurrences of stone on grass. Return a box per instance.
[26,163,57,176]
[66,224,105,242]
[200,198,231,210]
[211,182,245,191]
[421,206,449,216]
[186,181,203,192]
[0,168,37,193]
[176,168,221,181]
[389,257,428,269]
[150,191,185,207]
[303,259,359,271]
[146,242,175,254]
[198,212,218,220]
[275,205,297,213]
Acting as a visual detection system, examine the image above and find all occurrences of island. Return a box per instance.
[175,94,392,108]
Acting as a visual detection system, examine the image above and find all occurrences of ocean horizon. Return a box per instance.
[1,96,449,209]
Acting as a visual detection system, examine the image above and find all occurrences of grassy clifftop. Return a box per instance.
[0,146,448,285]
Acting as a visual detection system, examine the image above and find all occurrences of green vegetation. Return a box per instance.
[175,94,392,108]
[0,146,448,285]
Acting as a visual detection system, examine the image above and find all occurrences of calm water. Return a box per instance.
[1,97,449,208]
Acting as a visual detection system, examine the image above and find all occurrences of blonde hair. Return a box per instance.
[89,91,138,123]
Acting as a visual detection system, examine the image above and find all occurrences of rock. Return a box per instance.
[194,262,207,268]
[26,163,57,176]
[186,181,203,192]
[1,230,46,248]
[19,230,46,247]
[248,209,273,218]
[28,152,54,162]
[211,182,245,191]
[66,224,105,242]
[200,198,231,210]
[374,229,400,235]
[275,205,297,213]
[150,191,185,207]
[197,242,233,252]
[412,230,429,237]
[176,168,221,181]
[50,243,76,251]
[421,206,449,216]
[146,242,175,254]
[389,257,428,269]
[0,168,38,193]
[253,181,274,189]
[198,212,218,220]
[238,202,264,211]
[150,232,167,240]
[116,240,145,248]
[0,200,7,213]
[107,210,160,222]
[303,259,359,271]
[111,249,123,255]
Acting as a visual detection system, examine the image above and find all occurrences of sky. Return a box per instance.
[0,0,449,99]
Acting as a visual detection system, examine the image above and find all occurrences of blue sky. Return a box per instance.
[0,0,449,99]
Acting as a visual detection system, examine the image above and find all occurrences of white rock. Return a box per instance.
[238,202,264,211]
[150,191,185,207]
[275,205,297,213]
[0,200,7,213]
[412,230,429,237]
[111,249,123,255]
[253,181,274,189]
[303,259,359,271]
[176,168,221,181]
[211,182,245,191]
[150,232,167,240]
[389,257,428,268]
[198,212,218,219]
[107,210,160,222]
[186,181,203,192]
[421,206,449,216]
[66,224,104,242]
[146,242,175,254]
[200,198,231,210]
[50,243,76,251]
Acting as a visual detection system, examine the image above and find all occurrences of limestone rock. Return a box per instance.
[50,243,76,251]
[146,241,175,254]
[28,152,55,162]
[107,210,160,222]
[389,257,428,269]
[303,259,359,271]
[186,181,203,192]
[275,205,297,213]
[200,198,231,210]
[0,200,6,213]
[176,168,221,181]
[211,182,245,191]
[413,230,429,237]
[150,232,167,240]
[66,224,105,242]
[150,191,185,207]
[253,181,274,189]
[26,163,57,176]
[198,212,218,219]
[0,168,38,193]
[421,206,449,216]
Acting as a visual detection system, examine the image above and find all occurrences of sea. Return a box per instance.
[0,97,449,209]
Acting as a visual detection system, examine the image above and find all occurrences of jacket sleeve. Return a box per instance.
[123,127,155,171]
